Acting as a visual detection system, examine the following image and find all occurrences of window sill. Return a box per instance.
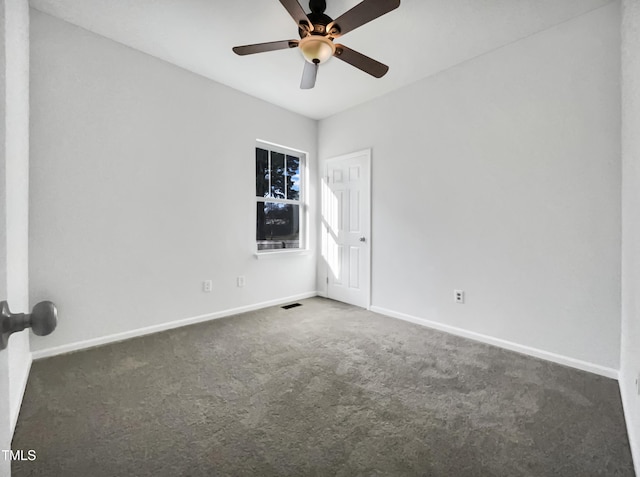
[254,249,313,259]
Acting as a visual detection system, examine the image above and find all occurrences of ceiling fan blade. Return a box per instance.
[233,40,299,56]
[279,0,312,31]
[328,0,400,37]
[300,61,318,89]
[334,44,389,78]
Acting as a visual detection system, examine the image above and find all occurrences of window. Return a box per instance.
[256,142,305,252]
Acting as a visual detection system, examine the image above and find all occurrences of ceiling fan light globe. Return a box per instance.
[299,35,335,64]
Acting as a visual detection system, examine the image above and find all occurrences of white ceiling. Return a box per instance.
[30,0,613,119]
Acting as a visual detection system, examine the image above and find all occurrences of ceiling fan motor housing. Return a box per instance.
[299,5,336,37]
[306,12,333,30]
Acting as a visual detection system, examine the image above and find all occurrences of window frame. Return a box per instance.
[255,140,308,256]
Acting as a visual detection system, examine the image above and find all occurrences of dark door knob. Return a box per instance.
[29,301,58,336]
[0,300,58,350]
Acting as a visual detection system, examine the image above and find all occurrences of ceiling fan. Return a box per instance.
[232,0,400,89]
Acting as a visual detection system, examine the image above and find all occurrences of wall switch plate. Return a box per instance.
[454,290,465,304]
[237,276,245,288]
[203,280,213,293]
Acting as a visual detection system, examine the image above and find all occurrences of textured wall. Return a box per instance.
[29,11,318,352]
[319,4,621,371]
[621,0,640,471]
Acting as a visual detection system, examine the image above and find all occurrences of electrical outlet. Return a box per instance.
[203,280,213,293]
[454,290,465,304]
[237,276,245,288]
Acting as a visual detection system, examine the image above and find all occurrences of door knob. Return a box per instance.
[1,300,57,350]
[359,237,366,242]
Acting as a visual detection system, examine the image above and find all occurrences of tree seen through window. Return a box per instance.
[256,146,303,251]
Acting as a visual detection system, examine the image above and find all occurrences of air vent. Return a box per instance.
[281,303,302,310]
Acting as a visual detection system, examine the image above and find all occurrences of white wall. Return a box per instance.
[2,0,32,435]
[621,0,640,471]
[319,4,621,372]
[29,10,318,353]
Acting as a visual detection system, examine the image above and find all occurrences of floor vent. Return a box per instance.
[281,303,302,310]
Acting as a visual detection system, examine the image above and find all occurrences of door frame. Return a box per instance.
[321,148,372,309]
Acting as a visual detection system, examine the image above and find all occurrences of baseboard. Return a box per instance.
[10,353,32,437]
[620,377,640,476]
[32,292,318,360]
[30,296,618,376]
[370,306,619,380]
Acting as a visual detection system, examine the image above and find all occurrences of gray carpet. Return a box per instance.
[12,297,634,476]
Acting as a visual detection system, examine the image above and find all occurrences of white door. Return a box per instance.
[323,149,371,308]
[1,172,11,475]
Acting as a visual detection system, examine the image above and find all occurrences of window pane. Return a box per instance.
[286,155,300,201]
[256,148,269,197]
[256,202,300,250]
[270,152,285,199]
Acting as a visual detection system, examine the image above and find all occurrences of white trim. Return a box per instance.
[326,148,372,163]
[10,352,32,437]
[256,197,302,205]
[255,249,313,259]
[256,139,308,157]
[32,292,318,360]
[255,140,309,254]
[370,305,619,379]
[620,377,640,475]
